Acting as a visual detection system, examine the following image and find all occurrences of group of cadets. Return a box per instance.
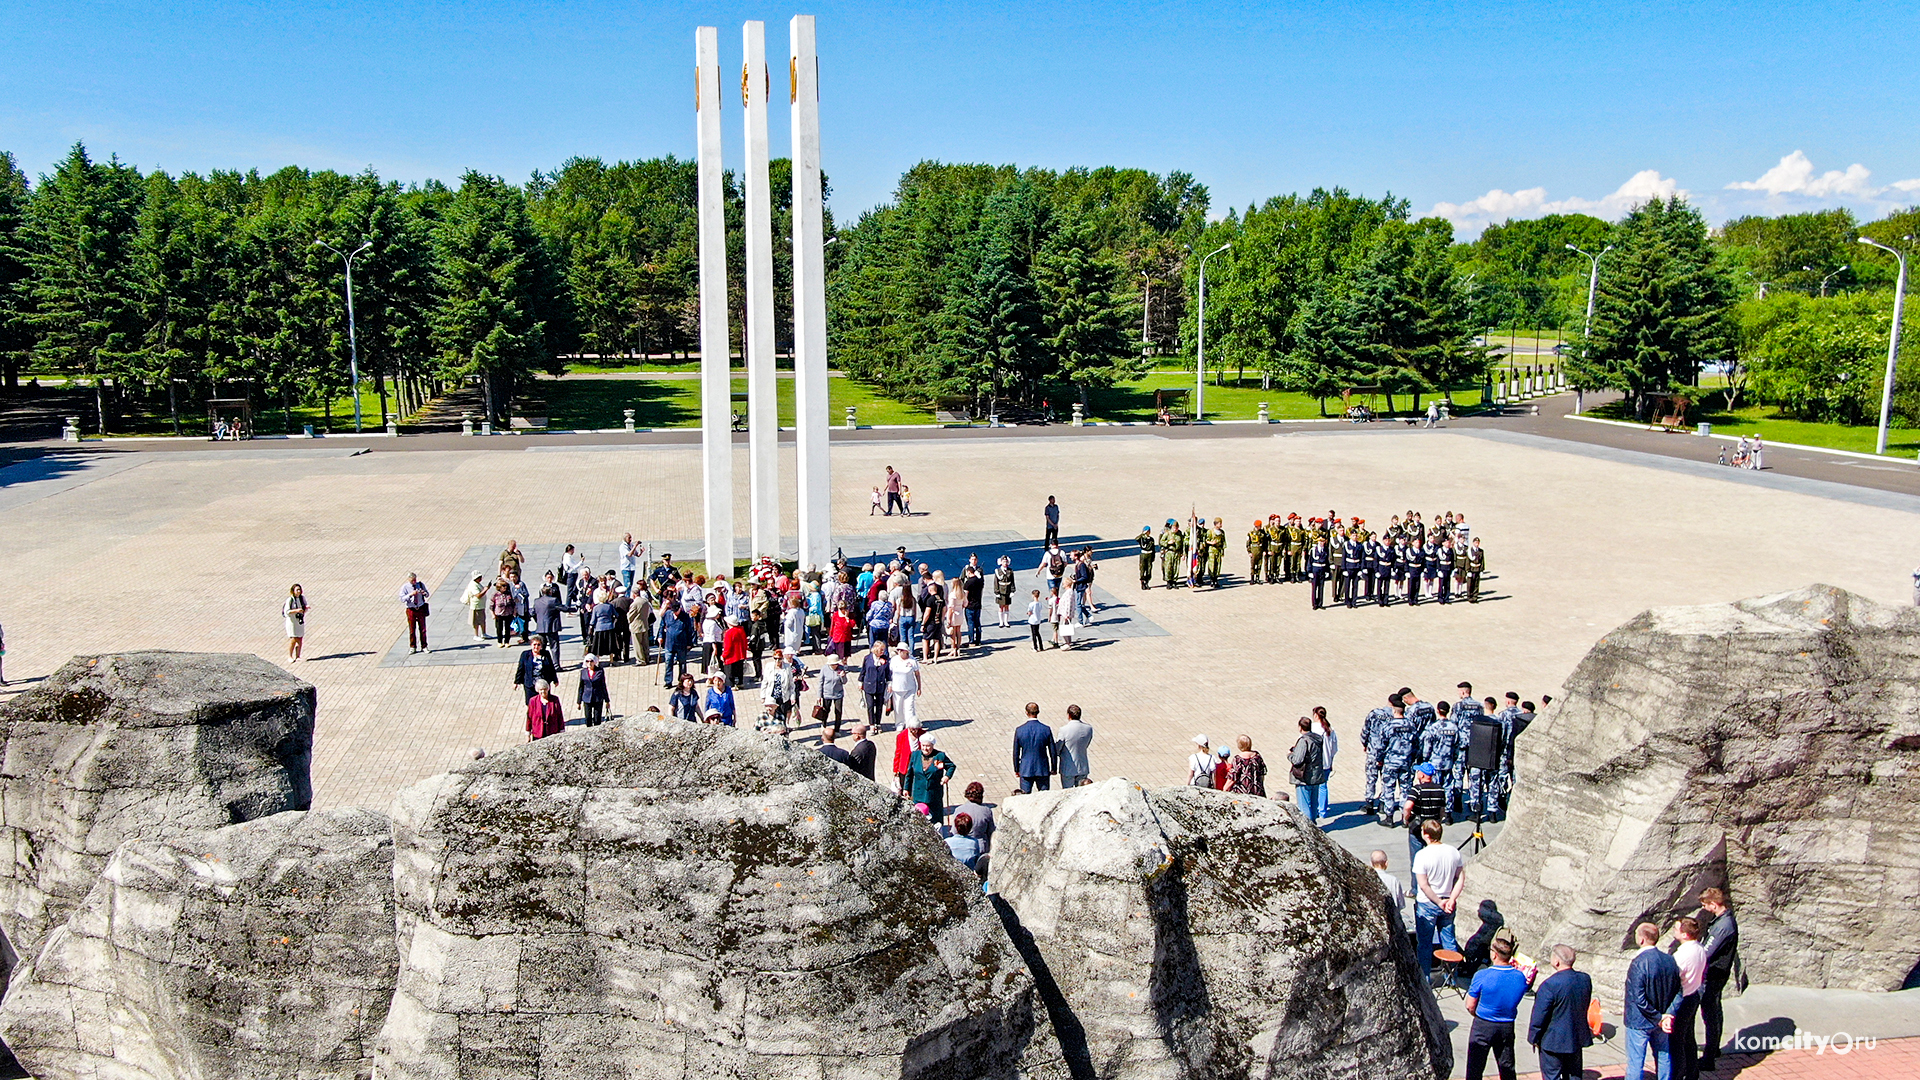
[1360,683,1537,826]
[1134,510,1489,610]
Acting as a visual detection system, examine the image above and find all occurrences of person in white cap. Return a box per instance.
[1188,735,1215,788]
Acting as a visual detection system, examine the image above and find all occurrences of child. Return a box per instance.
[870,486,883,515]
[900,485,912,515]
[1049,589,1067,648]
[1025,589,1045,652]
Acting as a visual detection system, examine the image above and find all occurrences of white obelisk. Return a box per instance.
[742,22,779,561]
[790,14,831,571]
[695,27,735,576]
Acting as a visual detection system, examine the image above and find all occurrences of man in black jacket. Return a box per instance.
[530,585,563,663]
[1697,888,1739,1071]
[1528,944,1593,1080]
[846,723,877,781]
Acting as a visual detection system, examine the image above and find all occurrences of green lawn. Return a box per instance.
[1085,374,1489,422]
[103,385,396,437]
[534,376,933,430]
[562,358,705,374]
[1587,400,1920,458]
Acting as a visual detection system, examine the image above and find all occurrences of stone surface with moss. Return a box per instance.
[0,650,315,971]
[375,717,1039,1079]
[992,779,1449,1080]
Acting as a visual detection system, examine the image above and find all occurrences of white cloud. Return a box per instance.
[1428,169,1685,235]
[1726,150,1920,199]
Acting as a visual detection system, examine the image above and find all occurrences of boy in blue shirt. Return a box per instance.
[945,812,983,874]
[1465,937,1530,1080]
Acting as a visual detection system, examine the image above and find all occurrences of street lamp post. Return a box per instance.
[1857,237,1910,456]
[315,240,373,434]
[1566,244,1611,414]
[1195,243,1231,421]
[1805,264,1849,298]
[1140,273,1152,359]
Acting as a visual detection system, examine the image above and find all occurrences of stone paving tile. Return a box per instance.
[1508,1034,1919,1079]
[0,432,1913,818]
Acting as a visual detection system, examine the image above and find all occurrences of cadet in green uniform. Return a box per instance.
[1137,526,1157,589]
[1206,518,1226,587]
[1264,517,1285,583]
[1160,520,1185,588]
[1246,520,1267,584]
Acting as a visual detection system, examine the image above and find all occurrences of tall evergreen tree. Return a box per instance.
[1037,215,1135,406]
[0,152,31,388]
[433,171,571,424]
[1566,197,1732,419]
[20,144,144,431]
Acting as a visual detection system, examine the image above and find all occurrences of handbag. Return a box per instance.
[811,700,830,722]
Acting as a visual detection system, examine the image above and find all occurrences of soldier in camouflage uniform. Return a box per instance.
[1137,526,1156,589]
[1377,695,1419,825]
[1361,697,1394,815]
[1264,516,1285,583]
[1245,520,1266,585]
[1492,692,1524,817]
[1205,518,1226,587]
[1419,699,1459,820]
[1287,515,1307,581]
[1451,682,1489,817]
[1159,520,1184,588]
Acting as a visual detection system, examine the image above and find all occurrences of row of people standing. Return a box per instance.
[1136,510,1491,609]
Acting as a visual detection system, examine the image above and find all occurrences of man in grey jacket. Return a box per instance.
[1056,705,1095,787]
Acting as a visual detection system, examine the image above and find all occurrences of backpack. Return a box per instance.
[1048,552,1066,576]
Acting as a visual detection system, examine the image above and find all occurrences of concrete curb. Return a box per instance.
[1563,413,1917,463]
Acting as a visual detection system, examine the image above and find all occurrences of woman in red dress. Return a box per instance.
[526,680,566,740]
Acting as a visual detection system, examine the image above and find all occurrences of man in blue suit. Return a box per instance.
[1012,702,1057,793]
[1528,944,1594,1080]
[1624,921,1683,1080]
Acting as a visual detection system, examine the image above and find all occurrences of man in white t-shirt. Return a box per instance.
[1669,916,1708,1080]
[1412,817,1465,982]
[888,646,921,731]
[1371,850,1408,923]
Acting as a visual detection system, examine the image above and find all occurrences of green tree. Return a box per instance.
[1037,215,1135,406]
[433,171,571,424]
[21,143,145,431]
[0,152,33,388]
[1566,198,1732,419]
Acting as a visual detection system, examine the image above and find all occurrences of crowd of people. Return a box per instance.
[1379,826,1740,1080]
[1135,509,1491,608]
[1359,682,1539,831]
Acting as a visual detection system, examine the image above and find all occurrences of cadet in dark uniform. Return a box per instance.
[1372,535,1393,606]
[1435,538,1455,603]
[1307,534,1330,610]
[1137,526,1156,589]
[1342,532,1365,609]
[1406,536,1426,605]
[1467,538,1486,602]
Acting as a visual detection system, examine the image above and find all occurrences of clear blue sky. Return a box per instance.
[4,1,1917,236]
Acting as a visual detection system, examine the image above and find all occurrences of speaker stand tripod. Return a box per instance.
[1457,808,1487,855]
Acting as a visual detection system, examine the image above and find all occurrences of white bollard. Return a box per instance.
[1258,401,1270,424]
[624,408,636,433]
[844,405,857,430]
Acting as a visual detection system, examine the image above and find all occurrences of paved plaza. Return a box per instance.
[2,421,1914,816]
[3,416,1920,1074]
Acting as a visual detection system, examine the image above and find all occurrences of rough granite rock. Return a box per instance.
[1472,584,1920,994]
[373,717,1037,1080]
[993,778,1448,1080]
[0,807,397,1080]
[0,651,315,969]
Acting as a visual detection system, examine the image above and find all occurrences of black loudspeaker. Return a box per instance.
[1466,717,1504,772]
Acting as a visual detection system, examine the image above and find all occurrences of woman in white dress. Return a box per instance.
[283,584,309,662]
